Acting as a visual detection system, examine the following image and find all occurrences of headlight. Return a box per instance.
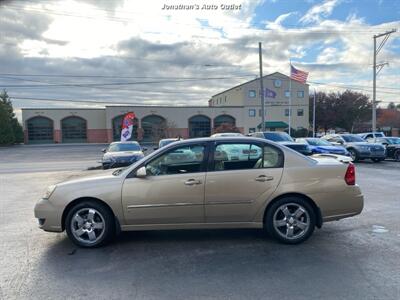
[43,185,56,199]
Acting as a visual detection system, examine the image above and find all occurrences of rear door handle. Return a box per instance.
[184,179,202,185]
[255,175,274,182]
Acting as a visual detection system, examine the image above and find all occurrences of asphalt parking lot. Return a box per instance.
[0,144,399,300]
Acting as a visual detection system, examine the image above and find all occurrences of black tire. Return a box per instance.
[395,150,400,162]
[65,200,115,248]
[348,148,359,162]
[265,196,316,244]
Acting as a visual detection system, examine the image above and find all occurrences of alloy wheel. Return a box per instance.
[273,203,310,240]
[70,208,106,245]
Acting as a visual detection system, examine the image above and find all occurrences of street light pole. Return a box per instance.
[372,29,396,132]
[313,89,316,137]
[259,42,266,132]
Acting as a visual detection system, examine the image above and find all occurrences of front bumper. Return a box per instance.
[357,151,386,159]
[34,198,63,232]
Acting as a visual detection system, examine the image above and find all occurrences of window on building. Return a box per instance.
[274,79,282,88]
[248,109,256,117]
[297,91,304,98]
[224,96,227,103]
[284,90,290,98]
[248,90,256,98]
[297,109,304,116]
[285,109,290,117]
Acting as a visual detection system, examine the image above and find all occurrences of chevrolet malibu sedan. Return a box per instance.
[35,137,363,248]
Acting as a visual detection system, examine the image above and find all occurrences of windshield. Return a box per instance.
[307,139,332,146]
[263,132,294,142]
[341,135,365,143]
[386,138,400,144]
[108,143,141,152]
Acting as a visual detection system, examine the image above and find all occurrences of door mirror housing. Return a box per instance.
[102,148,107,153]
[142,147,148,152]
[136,166,147,178]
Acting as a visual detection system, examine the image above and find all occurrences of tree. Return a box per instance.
[0,90,24,144]
[309,90,372,133]
[377,109,400,129]
[387,102,396,110]
[0,104,15,145]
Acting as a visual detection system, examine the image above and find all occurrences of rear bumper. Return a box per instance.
[34,198,63,232]
[317,185,364,223]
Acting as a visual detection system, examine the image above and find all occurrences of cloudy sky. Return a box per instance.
[0,0,399,114]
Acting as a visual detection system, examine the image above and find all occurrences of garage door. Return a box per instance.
[27,116,54,144]
[61,116,87,143]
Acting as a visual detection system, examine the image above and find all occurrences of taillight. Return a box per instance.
[345,163,355,185]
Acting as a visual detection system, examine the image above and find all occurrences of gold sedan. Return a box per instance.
[34,137,363,247]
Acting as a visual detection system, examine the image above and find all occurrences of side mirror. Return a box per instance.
[136,166,147,178]
[153,147,158,150]
[337,140,344,145]
[102,148,107,153]
[142,147,148,152]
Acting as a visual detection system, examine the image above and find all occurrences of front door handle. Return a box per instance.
[255,175,274,182]
[184,179,202,185]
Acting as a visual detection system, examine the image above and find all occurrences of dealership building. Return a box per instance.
[21,72,309,144]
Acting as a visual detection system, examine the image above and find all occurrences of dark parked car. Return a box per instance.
[371,137,400,161]
[101,142,146,169]
[249,131,312,156]
[296,138,350,156]
[322,134,386,162]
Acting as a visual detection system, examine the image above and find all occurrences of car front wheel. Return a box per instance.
[395,150,400,162]
[65,201,115,248]
[265,197,316,244]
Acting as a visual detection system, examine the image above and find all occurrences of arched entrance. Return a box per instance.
[27,116,54,144]
[61,116,87,143]
[188,115,211,138]
[214,114,236,129]
[112,115,139,141]
[141,115,167,143]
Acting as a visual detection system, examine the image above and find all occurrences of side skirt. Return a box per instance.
[121,222,264,231]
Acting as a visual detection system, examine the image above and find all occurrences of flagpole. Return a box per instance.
[288,59,292,136]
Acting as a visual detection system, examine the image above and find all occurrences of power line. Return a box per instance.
[0,75,257,88]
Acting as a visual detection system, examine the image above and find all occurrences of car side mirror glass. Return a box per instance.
[102,148,107,153]
[142,147,148,152]
[338,140,344,145]
[136,166,147,178]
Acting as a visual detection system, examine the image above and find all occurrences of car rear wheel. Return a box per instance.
[348,149,358,162]
[265,197,316,244]
[65,201,115,248]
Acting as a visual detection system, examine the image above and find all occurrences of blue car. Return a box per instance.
[296,138,350,156]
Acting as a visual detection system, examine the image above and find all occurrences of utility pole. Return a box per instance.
[372,29,396,132]
[259,42,266,132]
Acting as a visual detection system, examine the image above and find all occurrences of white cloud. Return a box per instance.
[300,0,340,24]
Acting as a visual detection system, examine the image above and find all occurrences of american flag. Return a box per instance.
[290,65,308,83]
